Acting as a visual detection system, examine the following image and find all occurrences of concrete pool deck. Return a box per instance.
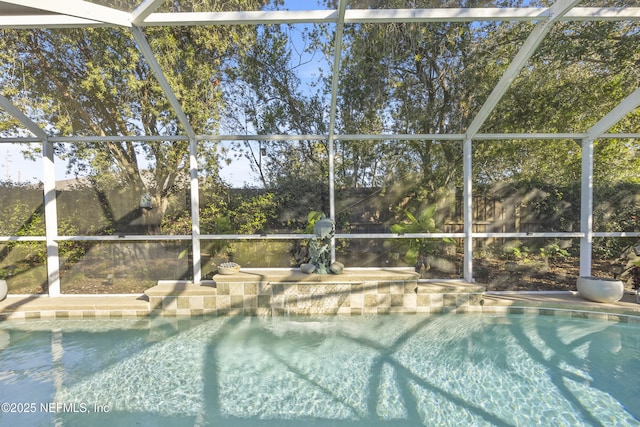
[0,268,639,321]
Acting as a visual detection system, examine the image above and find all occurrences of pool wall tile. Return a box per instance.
[244,295,258,308]
[244,283,258,295]
[256,307,271,316]
[337,306,351,315]
[140,273,491,317]
[403,293,417,308]
[258,283,272,295]
[607,314,628,323]
[11,277,634,321]
[416,305,431,314]
[430,294,444,307]
[163,296,178,311]
[443,295,457,306]
[217,295,231,310]
[363,282,377,294]
[390,283,404,294]
[4,273,640,321]
[377,282,390,294]
[191,296,205,309]
[230,295,244,309]
[376,294,391,308]
[203,296,216,309]
[217,283,229,295]
[176,297,191,309]
[350,293,364,309]
[229,283,244,296]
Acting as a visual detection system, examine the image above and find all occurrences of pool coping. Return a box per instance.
[1,290,639,323]
[1,268,639,321]
[481,291,640,323]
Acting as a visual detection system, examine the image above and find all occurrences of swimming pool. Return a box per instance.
[0,313,638,426]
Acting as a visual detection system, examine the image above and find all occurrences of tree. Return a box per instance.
[321,0,639,199]
[222,23,330,189]
[0,0,267,233]
[477,18,640,186]
[315,0,531,211]
[1,1,638,236]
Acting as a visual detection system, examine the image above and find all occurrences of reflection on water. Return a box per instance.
[0,314,639,426]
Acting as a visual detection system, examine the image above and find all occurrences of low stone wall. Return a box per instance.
[144,268,485,317]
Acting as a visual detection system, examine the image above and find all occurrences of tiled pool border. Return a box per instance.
[1,269,639,323]
[1,305,640,324]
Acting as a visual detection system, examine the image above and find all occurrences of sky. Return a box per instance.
[0,144,43,183]
[0,142,256,187]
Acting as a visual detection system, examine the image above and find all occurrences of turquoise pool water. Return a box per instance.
[0,313,639,426]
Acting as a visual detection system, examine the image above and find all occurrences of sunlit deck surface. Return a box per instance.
[1,268,639,321]
[482,291,640,317]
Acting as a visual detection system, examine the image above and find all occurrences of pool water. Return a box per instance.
[0,313,639,426]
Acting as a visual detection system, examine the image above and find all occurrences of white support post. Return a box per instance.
[43,139,61,296]
[328,138,336,264]
[463,138,473,282]
[189,138,202,283]
[579,138,594,277]
[325,0,347,264]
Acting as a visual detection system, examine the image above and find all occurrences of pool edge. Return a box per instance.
[1,290,639,323]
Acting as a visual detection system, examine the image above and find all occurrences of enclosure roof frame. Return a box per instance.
[0,2,638,142]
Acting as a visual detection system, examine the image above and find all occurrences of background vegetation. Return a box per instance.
[0,0,638,293]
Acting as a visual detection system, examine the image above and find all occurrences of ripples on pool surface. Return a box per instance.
[0,314,639,426]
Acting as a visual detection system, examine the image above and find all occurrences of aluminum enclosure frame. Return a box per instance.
[1,0,639,294]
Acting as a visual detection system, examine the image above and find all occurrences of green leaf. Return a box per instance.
[307,211,323,223]
[390,223,405,234]
[405,210,418,225]
[405,247,419,265]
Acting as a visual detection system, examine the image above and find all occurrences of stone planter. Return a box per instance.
[0,280,7,301]
[217,262,241,275]
[576,276,624,303]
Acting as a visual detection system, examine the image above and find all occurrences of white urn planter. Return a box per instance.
[576,276,624,303]
[0,279,7,301]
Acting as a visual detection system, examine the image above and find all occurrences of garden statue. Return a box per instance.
[314,214,335,240]
[308,238,330,274]
[301,213,343,274]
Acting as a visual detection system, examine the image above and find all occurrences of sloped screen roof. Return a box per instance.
[1,0,639,142]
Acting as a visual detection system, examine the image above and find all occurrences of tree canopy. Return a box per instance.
[0,0,638,234]
[0,0,266,231]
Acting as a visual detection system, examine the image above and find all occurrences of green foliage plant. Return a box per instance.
[305,211,324,234]
[539,243,570,265]
[388,204,454,266]
[231,193,277,235]
[500,242,530,262]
